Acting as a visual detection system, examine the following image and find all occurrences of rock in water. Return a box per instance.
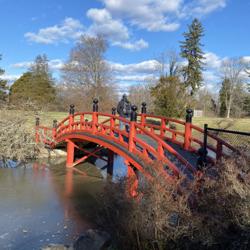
[73,229,111,250]
[41,244,72,250]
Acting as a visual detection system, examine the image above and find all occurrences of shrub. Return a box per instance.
[96,156,250,249]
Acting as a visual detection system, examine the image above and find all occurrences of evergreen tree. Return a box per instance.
[0,55,8,105]
[151,76,189,118]
[9,55,56,109]
[219,78,230,117]
[180,18,205,94]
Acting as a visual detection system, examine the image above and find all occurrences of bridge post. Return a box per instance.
[52,120,57,139]
[184,108,193,150]
[66,139,75,168]
[129,105,137,152]
[69,104,75,130]
[141,102,147,127]
[110,108,116,136]
[92,98,99,133]
[35,117,40,143]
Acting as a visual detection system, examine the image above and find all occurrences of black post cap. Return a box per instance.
[130,105,138,122]
[93,98,99,112]
[35,117,40,126]
[141,102,147,114]
[112,107,116,115]
[69,104,75,115]
[53,120,57,128]
[186,108,193,123]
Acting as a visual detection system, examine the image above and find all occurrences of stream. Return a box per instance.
[0,156,127,250]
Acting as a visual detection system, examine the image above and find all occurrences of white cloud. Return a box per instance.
[87,8,129,42]
[102,0,182,32]
[100,0,226,33]
[116,74,155,82]
[12,59,64,70]
[12,61,32,69]
[203,52,223,69]
[112,39,148,51]
[186,0,227,16]
[1,74,20,81]
[242,56,250,63]
[110,60,160,74]
[25,18,84,44]
[86,8,148,51]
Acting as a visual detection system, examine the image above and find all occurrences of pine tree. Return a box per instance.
[0,55,8,104]
[219,78,230,117]
[180,18,205,94]
[151,76,189,117]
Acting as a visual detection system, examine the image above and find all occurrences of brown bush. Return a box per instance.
[0,105,42,163]
[96,157,250,250]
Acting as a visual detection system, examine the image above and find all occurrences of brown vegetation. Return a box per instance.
[96,156,250,250]
[0,104,42,163]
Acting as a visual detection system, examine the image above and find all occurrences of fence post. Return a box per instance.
[69,104,75,131]
[203,124,208,163]
[52,119,57,140]
[216,141,223,161]
[184,108,193,150]
[129,105,137,152]
[35,117,40,143]
[110,108,116,136]
[141,102,147,127]
[92,98,98,133]
[112,107,116,115]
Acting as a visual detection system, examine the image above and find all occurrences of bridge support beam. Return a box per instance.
[66,140,75,168]
[107,150,114,178]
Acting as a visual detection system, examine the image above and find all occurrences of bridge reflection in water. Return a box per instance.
[0,159,112,250]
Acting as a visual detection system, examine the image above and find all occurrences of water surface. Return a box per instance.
[0,156,127,250]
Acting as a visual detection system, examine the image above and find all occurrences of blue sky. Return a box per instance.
[0,0,250,91]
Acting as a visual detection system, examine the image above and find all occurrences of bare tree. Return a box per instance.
[221,57,248,118]
[62,35,117,111]
[128,78,155,112]
[156,50,181,77]
[195,88,218,116]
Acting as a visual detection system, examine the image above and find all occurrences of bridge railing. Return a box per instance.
[35,100,237,165]
[137,107,237,161]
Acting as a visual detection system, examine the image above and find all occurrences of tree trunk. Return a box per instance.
[226,95,232,118]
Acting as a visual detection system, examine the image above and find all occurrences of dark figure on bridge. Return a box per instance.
[117,94,131,131]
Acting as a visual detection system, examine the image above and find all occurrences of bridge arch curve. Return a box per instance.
[56,132,149,177]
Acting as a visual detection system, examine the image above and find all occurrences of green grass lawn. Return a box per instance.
[1,109,249,132]
[37,112,250,132]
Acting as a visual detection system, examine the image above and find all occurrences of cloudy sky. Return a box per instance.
[0,0,250,92]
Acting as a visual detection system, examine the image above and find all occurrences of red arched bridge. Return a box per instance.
[35,99,237,192]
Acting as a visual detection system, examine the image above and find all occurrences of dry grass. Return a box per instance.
[0,106,42,162]
[96,156,250,250]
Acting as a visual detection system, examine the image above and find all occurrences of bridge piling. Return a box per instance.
[107,150,114,179]
[35,117,40,143]
[69,104,75,130]
[66,139,75,168]
[52,120,57,139]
